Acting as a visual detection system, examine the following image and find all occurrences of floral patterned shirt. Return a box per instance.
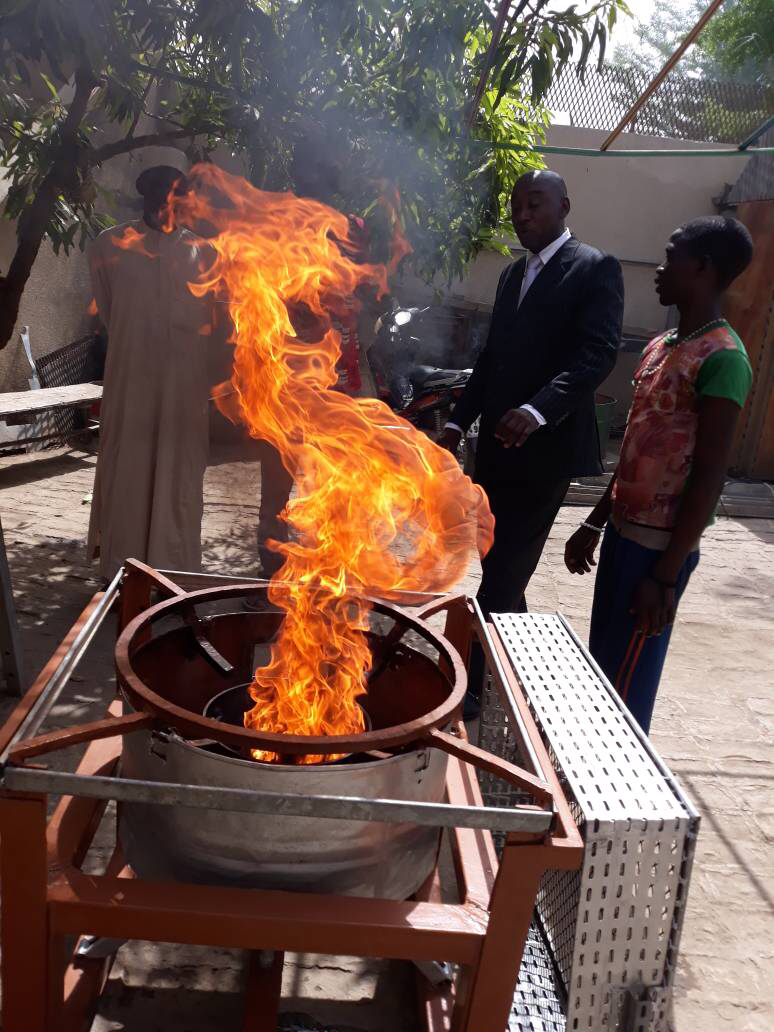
[612,323,752,530]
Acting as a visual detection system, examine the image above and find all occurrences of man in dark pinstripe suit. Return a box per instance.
[440,170,624,637]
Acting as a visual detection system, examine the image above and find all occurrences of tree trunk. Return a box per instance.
[0,66,95,350]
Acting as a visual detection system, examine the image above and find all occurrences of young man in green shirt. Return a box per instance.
[565,216,754,732]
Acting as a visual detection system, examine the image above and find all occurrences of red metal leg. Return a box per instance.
[415,860,456,1032]
[58,940,118,1032]
[47,930,68,1029]
[243,950,284,1031]
[57,848,128,1032]
[458,842,546,1032]
[0,793,49,1032]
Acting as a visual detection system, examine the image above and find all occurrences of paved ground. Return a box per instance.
[0,441,772,1031]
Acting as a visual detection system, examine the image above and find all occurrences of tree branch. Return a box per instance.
[90,126,217,164]
[125,44,167,139]
[0,64,96,349]
[131,58,252,103]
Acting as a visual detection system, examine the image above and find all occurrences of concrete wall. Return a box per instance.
[0,222,92,392]
[433,125,748,418]
[439,126,747,331]
[0,141,190,393]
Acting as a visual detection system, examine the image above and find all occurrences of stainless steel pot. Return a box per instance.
[118,727,448,900]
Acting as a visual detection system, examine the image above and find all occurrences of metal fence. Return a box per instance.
[17,334,103,450]
[546,64,774,144]
[728,125,774,202]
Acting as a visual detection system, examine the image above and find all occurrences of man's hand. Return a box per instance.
[437,427,463,454]
[495,406,539,448]
[630,577,676,637]
[564,527,600,575]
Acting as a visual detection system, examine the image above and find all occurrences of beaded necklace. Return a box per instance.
[640,317,728,379]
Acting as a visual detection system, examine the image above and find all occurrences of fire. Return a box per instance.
[174,165,493,763]
[113,225,157,258]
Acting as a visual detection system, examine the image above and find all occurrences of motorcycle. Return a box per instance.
[368,302,478,470]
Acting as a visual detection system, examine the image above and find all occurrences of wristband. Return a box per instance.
[581,521,605,535]
[648,574,678,590]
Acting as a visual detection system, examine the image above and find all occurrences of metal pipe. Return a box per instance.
[471,599,545,780]
[540,144,767,159]
[0,568,123,765]
[600,0,728,151]
[738,114,774,151]
[2,766,554,834]
[482,141,769,159]
[157,567,265,584]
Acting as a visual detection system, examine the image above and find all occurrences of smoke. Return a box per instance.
[234,1,543,289]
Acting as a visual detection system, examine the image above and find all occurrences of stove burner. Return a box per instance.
[116,584,467,760]
[202,683,374,764]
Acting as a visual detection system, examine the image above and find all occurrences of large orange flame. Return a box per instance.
[173,165,493,763]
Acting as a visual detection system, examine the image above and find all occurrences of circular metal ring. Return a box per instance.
[115,583,466,756]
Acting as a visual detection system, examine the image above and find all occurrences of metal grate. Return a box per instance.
[512,923,567,1032]
[546,64,774,144]
[19,335,103,449]
[478,613,699,1032]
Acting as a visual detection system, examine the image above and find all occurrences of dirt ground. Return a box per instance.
[0,441,772,1032]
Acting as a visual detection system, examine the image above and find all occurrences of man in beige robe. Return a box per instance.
[87,165,220,580]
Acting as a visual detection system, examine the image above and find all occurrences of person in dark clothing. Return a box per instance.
[438,170,624,712]
[439,170,624,621]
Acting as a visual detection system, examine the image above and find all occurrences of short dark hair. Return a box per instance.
[677,216,753,288]
[136,165,187,199]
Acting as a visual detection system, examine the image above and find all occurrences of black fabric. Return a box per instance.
[476,478,571,616]
[449,238,624,483]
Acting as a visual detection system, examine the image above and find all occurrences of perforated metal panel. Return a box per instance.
[478,613,699,1032]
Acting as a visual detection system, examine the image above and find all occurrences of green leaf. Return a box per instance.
[0,0,618,310]
[39,72,60,101]
[14,57,31,86]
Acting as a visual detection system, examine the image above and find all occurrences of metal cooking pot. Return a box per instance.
[118,725,447,899]
[115,591,464,899]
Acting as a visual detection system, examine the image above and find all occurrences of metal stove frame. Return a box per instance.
[0,564,582,1032]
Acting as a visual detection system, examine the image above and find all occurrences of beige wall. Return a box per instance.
[438,126,749,337]
[423,125,751,419]
[540,126,746,333]
[0,142,190,393]
[0,223,91,393]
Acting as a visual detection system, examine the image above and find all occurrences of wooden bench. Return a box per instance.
[0,382,103,421]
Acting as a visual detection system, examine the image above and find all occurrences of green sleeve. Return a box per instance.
[696,348,753,408]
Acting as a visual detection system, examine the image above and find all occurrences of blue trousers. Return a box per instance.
[589,523,699,734]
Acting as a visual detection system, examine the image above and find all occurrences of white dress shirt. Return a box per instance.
[446,227,572,436]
